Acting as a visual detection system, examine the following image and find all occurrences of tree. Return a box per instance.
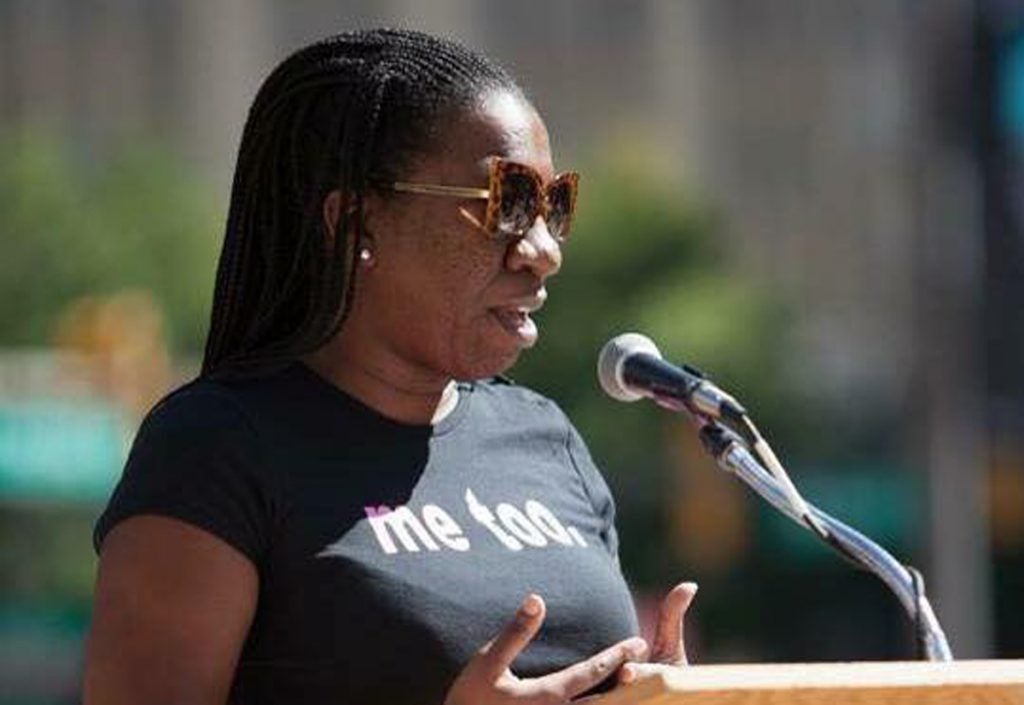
[0,132,220,353]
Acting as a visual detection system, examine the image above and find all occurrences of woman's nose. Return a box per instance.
[505,216,562,279]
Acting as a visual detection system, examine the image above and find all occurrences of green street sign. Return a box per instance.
[0,402,128,503]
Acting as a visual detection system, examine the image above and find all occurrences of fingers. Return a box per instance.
[619,662,684,685]
[652,582,698,665]
[476,594,546,681]
[537,636,648,700]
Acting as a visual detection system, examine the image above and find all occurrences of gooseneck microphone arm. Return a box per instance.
[597,333,954,662]
[697,420,953,662]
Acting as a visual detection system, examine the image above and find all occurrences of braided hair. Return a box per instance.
[201,28,522,376]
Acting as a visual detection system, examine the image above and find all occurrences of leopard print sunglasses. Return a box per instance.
[383,157,579,243]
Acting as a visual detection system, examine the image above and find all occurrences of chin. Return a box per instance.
[450,346,523,381]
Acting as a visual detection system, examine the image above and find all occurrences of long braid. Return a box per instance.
[201,29,521,377]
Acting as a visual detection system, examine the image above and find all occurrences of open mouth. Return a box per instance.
[489,307,539,347]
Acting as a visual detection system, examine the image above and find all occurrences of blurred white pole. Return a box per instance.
[918,151,993,659]
[914,0,993,659]
[7,0,72,127]
[651,0,710,184]
[177,0,275,198]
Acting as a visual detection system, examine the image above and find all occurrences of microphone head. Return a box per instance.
[597,332,663,402]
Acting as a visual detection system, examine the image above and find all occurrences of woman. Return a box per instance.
[84,29,696,705]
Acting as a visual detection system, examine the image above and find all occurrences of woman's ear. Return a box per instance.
[322,190,348,249]
[322,190,378,252]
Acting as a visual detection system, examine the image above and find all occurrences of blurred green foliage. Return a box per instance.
[512,153,794,586]
[0,131,220,352]
[0,507,96,603]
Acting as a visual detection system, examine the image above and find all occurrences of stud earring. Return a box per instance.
[358,247,373,264]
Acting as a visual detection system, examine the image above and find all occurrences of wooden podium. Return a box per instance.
[592,659,1024,704]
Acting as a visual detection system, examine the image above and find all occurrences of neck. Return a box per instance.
[303,336,459,427]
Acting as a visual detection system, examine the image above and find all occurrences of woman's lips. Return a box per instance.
[489,307,539,347]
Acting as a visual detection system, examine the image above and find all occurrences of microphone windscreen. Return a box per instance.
[597,332,662,402]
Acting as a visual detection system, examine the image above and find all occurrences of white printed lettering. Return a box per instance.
[421,504,470,551]
[364,505,440,554]
[525,500,574,545]
[465,489,522,551]
[567,526,588,547]
[496,503,547,547]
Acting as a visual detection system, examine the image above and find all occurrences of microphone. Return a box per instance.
[598,337,953,660]
[597,333,747,421]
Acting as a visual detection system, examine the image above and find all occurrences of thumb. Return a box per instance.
[652,582,698,664]
[476,594,546,680]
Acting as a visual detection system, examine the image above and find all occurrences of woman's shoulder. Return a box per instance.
[98,374,281,562]
[132,371,287,453]
[140,364,306,435]
[142,378,251,429]
[469,375,570,425]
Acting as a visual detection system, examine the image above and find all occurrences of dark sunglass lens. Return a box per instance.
[498,172,539,236]
[547,181,574,240]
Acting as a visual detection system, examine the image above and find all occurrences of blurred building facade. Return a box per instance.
[0,1,989,421]
[1,0,1021,676]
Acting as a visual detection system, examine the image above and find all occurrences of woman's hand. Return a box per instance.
[444,594,649,705]
[620,582,699,684]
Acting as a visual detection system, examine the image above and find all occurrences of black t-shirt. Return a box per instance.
[94,363,639,705]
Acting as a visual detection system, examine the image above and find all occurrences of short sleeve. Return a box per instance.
[564,420,621,565]
[93,383,277,567]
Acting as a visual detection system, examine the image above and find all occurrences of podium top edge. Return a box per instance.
[656,659,1024,691]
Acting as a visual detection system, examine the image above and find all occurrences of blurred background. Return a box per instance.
[1,0,1022,702]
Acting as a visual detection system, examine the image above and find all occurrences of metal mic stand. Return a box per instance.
[652,396,954,661]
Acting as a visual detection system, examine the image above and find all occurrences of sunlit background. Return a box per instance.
[1,1,1023,702]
